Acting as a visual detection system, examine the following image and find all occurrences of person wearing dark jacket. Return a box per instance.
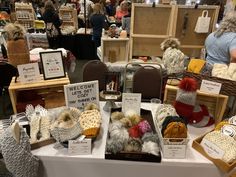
[90,3,108,49]
[42,0,62,49]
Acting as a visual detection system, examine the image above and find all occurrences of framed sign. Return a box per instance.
[17,63,41,83]
[104,72,120,95]
[40,51,66,80]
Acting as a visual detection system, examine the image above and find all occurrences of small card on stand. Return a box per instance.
[17,63,40,83]
[68,138,92,155]
[122,93,141,115]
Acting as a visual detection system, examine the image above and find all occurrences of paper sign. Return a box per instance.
[64,80,99,110]
[163,145,186,159]
[68,138,92,155]
[17,63,40,83]
[201,138,225,159]
[200,80,222,94]
[122,93,141,115]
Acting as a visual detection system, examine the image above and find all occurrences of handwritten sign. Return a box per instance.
[17,63,40,83]
[64,80,99,110]
[201,138,225,159]
[200,80,222,94]
[68,138,92,155]
[122,93,141,115]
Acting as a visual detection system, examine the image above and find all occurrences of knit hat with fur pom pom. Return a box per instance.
[174,77,198,121]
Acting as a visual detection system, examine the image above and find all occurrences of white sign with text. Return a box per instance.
[122,93,141,115]
[68,138,92,155]
[64,80,99,110]
[200,80,222,94]
[17,63,40,83]
[201,138,225,159]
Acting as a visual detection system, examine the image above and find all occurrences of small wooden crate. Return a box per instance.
[164,85,228,125]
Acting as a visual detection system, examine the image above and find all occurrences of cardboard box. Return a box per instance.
[192,134,236,173]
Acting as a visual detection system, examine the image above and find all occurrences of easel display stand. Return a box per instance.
[129,3,219,59]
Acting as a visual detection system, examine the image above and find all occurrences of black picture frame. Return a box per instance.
[104,72,120,95]
[40,51,66,80]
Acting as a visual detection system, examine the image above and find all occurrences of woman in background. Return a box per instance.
[42,0,62,49]
[115,1,129,23]
[205,11,236,65]
[90,3,108,49]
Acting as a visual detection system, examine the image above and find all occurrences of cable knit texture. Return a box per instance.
[0,127,39,177]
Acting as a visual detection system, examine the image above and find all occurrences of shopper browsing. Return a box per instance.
[205,11,236,65]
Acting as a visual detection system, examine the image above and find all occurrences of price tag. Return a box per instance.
[201,138,225,159]
[229,116,236,126]
[68,138,92,155]
[200,80,222,94]
[163,145,186,158]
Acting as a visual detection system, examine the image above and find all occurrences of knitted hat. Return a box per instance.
[190,104,214,127]
[174,77,198,120]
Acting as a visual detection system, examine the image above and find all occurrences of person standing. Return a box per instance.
[90,3,108,49]
[42,0,62,49]
[205,11,236,65]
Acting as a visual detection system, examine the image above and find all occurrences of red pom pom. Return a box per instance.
[179,77,198,92]
[129,125,142,138]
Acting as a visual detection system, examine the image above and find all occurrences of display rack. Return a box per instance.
[129,3,219,59]
[59,5,78,31]
[15,2,35,29]
[99,36,129,63]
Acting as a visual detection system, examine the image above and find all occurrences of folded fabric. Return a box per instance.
[227,63,236,80]
[187,59,206,74]
[212,63,231,79]
[202,130,236,163]
[0,127,39,177]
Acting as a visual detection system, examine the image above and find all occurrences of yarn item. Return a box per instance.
[108,121,123,133]
[106,139,124,154]
[142,141,160,156]
[174,78,198,120]
[119,117,132,127]
[141,132,159,144]
[124,138,142,152]
[190,104,214,127]
[84,103,100,111]
[128,115,142,126]
[111,111,125,122]
[109,127,129,142]
[138,120,152,134]
[202,131,236,163]
[221,124,236,140]
[30,114,51,143]
[163,122,187,138]
[215,120,229,131]
[0,127,39,177]
[68,107,81,121]
[129,125,142,138]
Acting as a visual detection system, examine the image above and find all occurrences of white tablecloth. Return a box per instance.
[32,102,234,177]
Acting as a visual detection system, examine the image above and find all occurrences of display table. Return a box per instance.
[32,102,235,177]
[8,75,70,113]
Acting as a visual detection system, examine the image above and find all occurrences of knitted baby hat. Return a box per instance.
[174,77,198,121]
[190,104,214,127]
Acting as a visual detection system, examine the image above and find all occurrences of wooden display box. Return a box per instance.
[164,85,228,125]
[105,108,162,162]
[59,6,78,30]
[100,36,129,63]
[192,134,236,173]
[8,74,70,113]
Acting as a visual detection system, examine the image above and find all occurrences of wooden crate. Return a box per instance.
[164,85,228,125]
[59,6,78,30]
[100,36,129,63]
[129,4,219,59]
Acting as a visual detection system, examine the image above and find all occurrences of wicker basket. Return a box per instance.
[183,71,236,97]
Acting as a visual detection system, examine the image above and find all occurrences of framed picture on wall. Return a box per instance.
[40,51,66,80]
[104,72,120,95]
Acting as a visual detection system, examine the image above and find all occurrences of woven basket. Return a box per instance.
[7,39,30,67]
[183,71,236,97]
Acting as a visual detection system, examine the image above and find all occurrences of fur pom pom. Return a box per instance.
[84,103,99,111]
[178,77,198,92]
[142,132,159,143]
[124,138,142,152]
[4,23,26,40]
[111,111,125,122]
[106,139,124,154]
[160,38,181,51]
[142,141,160,156]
